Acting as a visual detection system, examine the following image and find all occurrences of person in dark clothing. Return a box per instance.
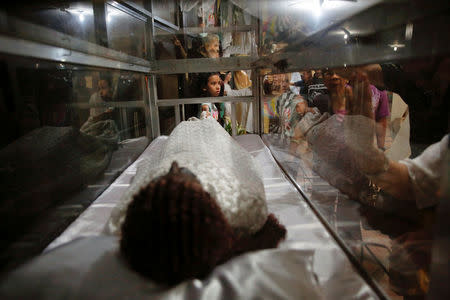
[362,61,449,156]
[290,70,313,97]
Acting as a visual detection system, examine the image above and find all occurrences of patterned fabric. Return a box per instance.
[108,119,268,235]
[370,85,390,121]
[80,119,119,145]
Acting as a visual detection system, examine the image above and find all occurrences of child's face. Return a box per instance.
[98,79,111,99]
[206,75,221,97]
[205,40,219,58]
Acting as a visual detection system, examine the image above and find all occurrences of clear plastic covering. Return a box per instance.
[262,62,449,299]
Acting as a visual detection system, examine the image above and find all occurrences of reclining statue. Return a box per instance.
[107,118,286,284]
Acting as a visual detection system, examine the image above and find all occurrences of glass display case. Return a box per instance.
[0,1,448,299]
[257,1,449,299]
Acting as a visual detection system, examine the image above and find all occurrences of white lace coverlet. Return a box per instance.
[107,119,268,235]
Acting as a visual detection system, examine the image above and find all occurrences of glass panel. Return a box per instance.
[154,27,178,59]
[157,71,253,126]
[258,0,379,56]
[180,0,252,28]
[2,1,96,44]
[0,55,150,274]
[260,1,450,297]
[152,0,177,25]
[155,0,257,60]
[128,0,146,9]
[106,4,147,58]
[261,61,449,299]
[159,106,176,135]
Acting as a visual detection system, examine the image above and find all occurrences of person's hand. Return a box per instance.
[172,36,182,47]
[343,70,387,176]
[224,72,232,85]
[347,70,374,118]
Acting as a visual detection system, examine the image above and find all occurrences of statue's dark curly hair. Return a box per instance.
[120,162,286,285]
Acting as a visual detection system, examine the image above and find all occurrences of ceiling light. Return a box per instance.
[389,43,405,51]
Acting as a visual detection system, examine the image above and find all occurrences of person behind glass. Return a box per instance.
[174,33,221,60]
[174,34,222,119]
[290,70,313,98]
[173,35,206,59]
[324,71,447,298]
[89,78,113,120]
[361,61,449,155]
[312,69,324,84]
[342,71,447,210]
[311,69,389,149]
[198,72,221,121]
[311,69,350,120]
[202,34,220,59]
[275,76,314,137]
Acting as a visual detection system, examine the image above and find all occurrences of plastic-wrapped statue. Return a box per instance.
[107,118,286,284]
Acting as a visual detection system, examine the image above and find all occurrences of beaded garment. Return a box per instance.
[108,119,268,236]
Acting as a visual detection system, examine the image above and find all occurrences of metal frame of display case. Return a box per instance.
[6,1,449,298]
[253,0,450,74]
[269,153,391,300]
[0,0,262,139]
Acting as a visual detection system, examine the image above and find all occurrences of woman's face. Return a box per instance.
[206,75,221,97]
[205,40,220,58]
[323,70,348,91]
[295,101,306,114]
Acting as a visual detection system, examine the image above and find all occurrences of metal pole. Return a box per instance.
[231,102,237,136]
[146,0,160,138]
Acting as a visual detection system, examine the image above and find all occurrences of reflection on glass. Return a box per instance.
[152,0,177,25]
[0,56,149,274]
[128,0,146,9]
[106,4,147,58]
[262,56,449,298]
[2,1,96,44]
[259,0,378,56]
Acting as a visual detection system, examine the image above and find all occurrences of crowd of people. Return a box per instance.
[171,33,254,132]
[85,27,448,297]
[265,62,448,207]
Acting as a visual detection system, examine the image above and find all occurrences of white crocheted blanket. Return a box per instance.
[107,119,268,235]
